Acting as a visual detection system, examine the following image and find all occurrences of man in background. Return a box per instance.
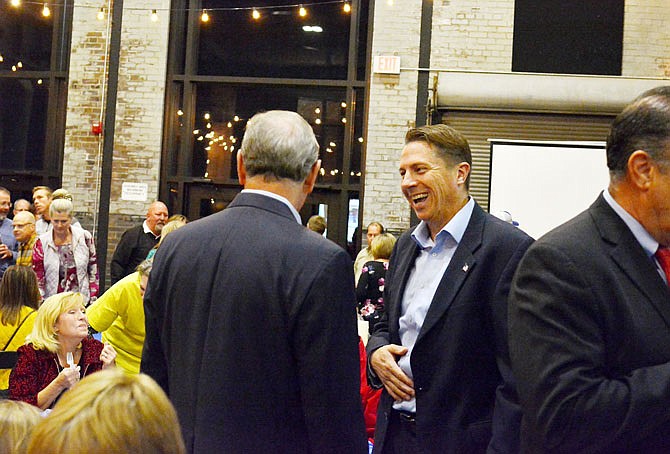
[12,199,32,217]
[110,201,168,284]
[0,187,17,279]
[32,186,52,234]
[142,110,367,453]
[509,87,670,452]
[367,124,533,453]
[354,221,384,284]
[307,214,327,235]
[13,211,37,267]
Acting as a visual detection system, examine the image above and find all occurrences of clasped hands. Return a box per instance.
[370,344,415,402]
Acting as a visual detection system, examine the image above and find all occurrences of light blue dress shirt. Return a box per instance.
[394,197,475,413]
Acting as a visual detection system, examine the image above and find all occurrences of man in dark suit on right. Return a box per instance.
[367,124,533,453]
[509,86,670,453]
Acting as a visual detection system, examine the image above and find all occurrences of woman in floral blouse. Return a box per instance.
[355,233,396,334]
[32,192,99,306]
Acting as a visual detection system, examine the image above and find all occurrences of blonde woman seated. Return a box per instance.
[9,292,116,409]
[87,259,153,374]
[26,369,185,453]
[1,266,41,392]
[32,193,99,305]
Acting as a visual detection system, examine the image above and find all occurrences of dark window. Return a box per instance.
[512,0,624,75]
[197,1,352,79]
[0,0,71,194]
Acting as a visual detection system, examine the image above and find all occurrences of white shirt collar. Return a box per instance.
[603,188,658,257]
[242,189,302,224]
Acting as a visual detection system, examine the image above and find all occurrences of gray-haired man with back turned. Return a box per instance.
[142,110,367,453]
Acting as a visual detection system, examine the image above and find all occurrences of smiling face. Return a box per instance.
[0,191,10,221]
[54,303,89,343]
[399,141,470,239]
[146,202,169,236]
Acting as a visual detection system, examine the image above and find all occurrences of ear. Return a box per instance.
[236,151,247,185]
[456,162,471,186]
[303,160,321,194]
[627,150,653,190]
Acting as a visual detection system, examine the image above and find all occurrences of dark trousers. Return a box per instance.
[380,411,419,454]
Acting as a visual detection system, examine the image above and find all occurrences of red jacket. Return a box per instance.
[9,337,104,407]
[359,338,381,442]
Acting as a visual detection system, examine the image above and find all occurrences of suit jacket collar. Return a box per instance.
[229,191,299,224]
[390,203,485,342]
[590,194,670,319]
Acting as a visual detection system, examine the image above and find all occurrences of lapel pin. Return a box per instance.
[462,263,469,272]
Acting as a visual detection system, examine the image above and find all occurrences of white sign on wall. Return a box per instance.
[121,182,148,202]
[373,55,401,74]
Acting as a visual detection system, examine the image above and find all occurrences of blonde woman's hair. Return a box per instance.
[26,369,186,454]
[156,219,186,248]
[370,233,396,260]
[0,400,42,453]
[27,292,85,353]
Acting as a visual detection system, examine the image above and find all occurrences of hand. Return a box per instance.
[58,364,81,389]
[0,244,11,259]
[370,344,415,402]
[100,343,117,368]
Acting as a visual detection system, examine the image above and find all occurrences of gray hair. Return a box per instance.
[240,110,319,182]
[136,259,153,277]
[49,198,73,217]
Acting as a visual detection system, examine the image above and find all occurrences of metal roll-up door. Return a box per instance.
[441,110,615,211]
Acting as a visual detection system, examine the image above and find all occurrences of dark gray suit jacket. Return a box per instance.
[368,202,533,453]
[142,192,367,454]
[509,194,670,453]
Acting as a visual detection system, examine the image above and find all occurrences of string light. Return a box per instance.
[298,5,307,17]
[97,7,104,20]
[10,0,20,7]
[150,9,158,21]
[201,9,209,23]
[252,8,260,20]
[0,55,3,62]
[343,2,351,13]
[42,3,50,16]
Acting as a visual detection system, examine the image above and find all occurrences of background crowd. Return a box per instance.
[0,86,669,453]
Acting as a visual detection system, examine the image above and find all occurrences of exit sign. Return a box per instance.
[373,55,401,74]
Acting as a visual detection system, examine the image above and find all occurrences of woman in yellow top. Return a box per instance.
[86,259,152,374]
[0,266,41,391]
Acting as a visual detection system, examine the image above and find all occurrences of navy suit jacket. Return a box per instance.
[142,192,367,454]
[367,202,533,453]
[509,194,670,453]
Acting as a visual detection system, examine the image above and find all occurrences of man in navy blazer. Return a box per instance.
[509,88,670,453]
[367,124,533,453]
[142,110,367,453]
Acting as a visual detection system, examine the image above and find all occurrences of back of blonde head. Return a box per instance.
[26,369,185,453]
[0,400,42,453]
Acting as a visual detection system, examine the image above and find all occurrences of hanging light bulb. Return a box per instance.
[298,5,307,17]
[150,9,158,22]
[10,0,20,7]
[17,61,22,68]
[252,9,260,20]
[42,3,50,17]
[97,7,104,20]
[343,2,351,13]
[0,55,4,62]
[201,9,209,23]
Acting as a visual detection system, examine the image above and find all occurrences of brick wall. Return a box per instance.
[622,0,670,77]
[363,0,669,235]
[62,0,170,285]
[363,0,423,236]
